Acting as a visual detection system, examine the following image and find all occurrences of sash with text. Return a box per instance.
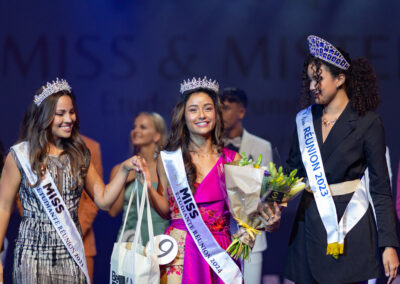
[161,148,242,284]
[296,106,370,258]
[12,141,90,283]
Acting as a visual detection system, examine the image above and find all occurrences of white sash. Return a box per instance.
[296,106,370,257]
[161,148,242,284]
[12,142,90,284]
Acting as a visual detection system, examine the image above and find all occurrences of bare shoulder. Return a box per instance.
[156,156,167,177]
[4,152,20,176]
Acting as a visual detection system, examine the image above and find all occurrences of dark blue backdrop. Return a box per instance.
[1,1,400,283]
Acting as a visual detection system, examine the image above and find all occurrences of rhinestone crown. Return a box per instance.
[307,35,350,70]
[34,78,72,106]
[180,77,219,94]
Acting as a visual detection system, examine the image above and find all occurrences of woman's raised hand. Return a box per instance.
[137,158,152,188]
[125,156,152,188]
[121,156,142,173]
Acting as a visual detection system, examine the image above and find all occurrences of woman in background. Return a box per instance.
[109,112,169,244]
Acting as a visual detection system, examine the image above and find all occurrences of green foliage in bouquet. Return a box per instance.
[225,154,305,261]
[227,237,251,260]
[226,218,260,260]
[237,152,262,168]
[225,153,263,261]
[262,162,306,202]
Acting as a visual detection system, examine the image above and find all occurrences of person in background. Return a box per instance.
[108,112,169,244]
[220,87,272,284]
[78,135,102,283]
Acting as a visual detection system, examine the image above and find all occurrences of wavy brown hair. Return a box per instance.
[300,47,380,115]
[164,88,224,192]
[19,89,89,188]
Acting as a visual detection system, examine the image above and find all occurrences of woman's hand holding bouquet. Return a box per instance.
[225,153,306,260]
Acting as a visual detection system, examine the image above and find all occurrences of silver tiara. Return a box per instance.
[307,35,350,70]
[180,77,219,94]
[33,78,72,106]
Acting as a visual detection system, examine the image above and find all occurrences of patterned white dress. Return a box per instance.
[11,150,88,284]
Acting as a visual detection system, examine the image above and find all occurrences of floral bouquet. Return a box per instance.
[261,162,306,206]
[225,153,306,260]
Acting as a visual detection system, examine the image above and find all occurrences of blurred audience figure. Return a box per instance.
[108,112,169,244]
[220,87,273,284]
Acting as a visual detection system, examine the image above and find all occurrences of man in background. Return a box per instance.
[79,135,103,283]
[220,88,273,284]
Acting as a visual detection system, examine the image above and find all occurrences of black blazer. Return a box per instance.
[284,103,398,284]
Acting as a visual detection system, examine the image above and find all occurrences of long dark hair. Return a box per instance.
[300,48,380,115]
[19,89,89,188]
[164,88,224,192]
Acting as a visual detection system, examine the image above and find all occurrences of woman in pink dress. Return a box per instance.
[139,77,281,283]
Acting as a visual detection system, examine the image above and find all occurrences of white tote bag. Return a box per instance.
[110,177,160,284]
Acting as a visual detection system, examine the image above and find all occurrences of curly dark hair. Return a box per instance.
[164,88,224,193]
[300,47,380,115]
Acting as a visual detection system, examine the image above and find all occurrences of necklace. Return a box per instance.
[322,107,338,128]
[322,118,337,127]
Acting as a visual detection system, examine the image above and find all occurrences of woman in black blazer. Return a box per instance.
[284,35,399,284]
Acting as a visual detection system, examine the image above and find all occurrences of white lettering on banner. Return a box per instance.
[12,141,90,284]
[297,107,339,246]
[161,149,242,284]
[301,123,328,196]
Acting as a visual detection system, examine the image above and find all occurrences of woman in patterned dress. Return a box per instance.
[139,78,281,283]
[0,79,139,284]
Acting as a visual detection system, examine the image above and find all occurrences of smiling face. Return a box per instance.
[130,113,160,147]
[184,92,216,138]
[50,95,76,141]
[307,62,345,105]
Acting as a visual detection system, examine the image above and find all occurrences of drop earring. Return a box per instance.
[153,144,158,159]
